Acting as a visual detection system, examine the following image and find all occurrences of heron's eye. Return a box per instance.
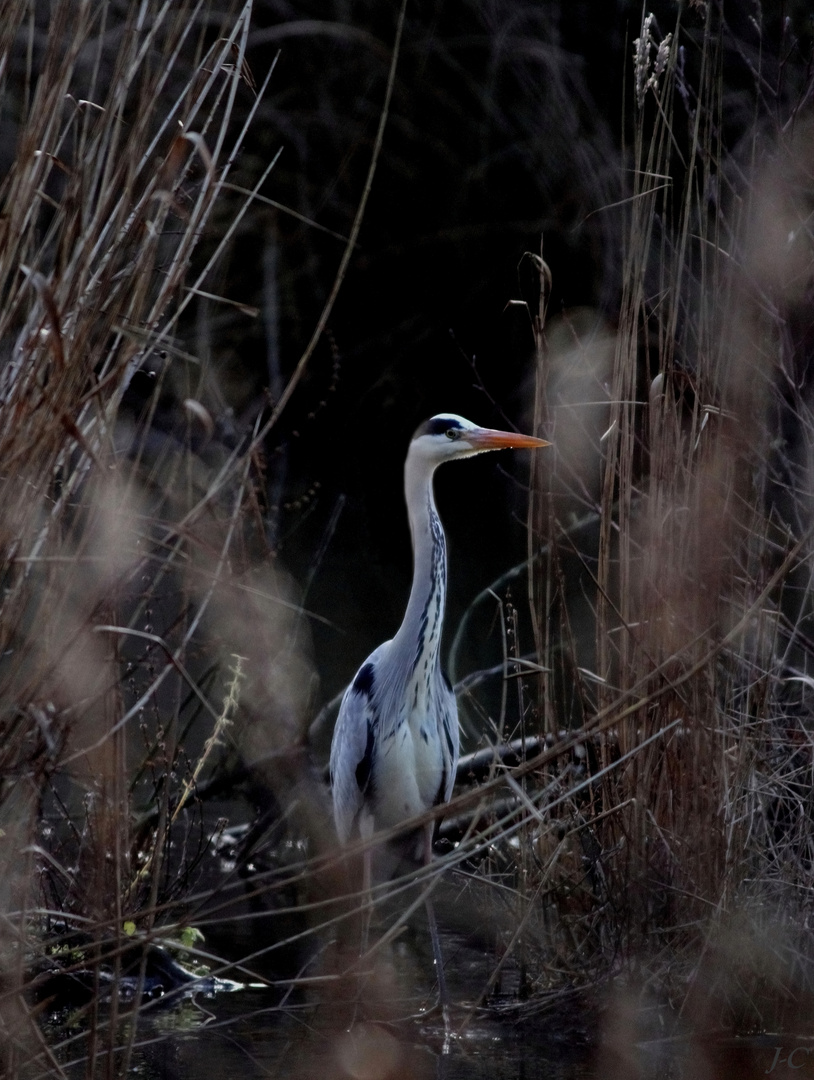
[445,428,460,441]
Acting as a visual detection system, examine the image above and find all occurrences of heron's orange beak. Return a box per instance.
[467,427,550,451]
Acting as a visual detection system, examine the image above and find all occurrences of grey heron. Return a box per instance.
[329,413,549,1000]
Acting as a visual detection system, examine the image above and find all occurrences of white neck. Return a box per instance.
[390,451,447,676]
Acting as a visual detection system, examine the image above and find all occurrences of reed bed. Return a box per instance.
[515,1,814,1042]
[0,1,313,1074]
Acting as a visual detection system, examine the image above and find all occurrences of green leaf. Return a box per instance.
[179,925,204,949]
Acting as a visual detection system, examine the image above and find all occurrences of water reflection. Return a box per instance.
[131,987,593,1080]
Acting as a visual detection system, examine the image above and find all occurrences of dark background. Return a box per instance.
[130,0,814,711]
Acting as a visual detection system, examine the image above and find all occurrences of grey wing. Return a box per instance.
[329,653,383,843]
[439,677,460,804]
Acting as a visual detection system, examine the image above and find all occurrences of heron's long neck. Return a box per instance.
[391,455,446,676]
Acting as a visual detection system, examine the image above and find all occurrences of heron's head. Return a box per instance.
[409,413,549,467]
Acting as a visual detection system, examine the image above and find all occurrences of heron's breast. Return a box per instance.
[372,706,445,829]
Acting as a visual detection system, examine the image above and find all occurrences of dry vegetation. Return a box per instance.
[1,0,814,1077]
[519,1,814,1045]
[0,1,321,1073]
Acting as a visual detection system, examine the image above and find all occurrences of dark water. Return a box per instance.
[44,888,595,1080]
[125,973,594,1080]
[41,897,793,1080]
[37,811,792,1080]
[127,816,596,1079]
[122,874,594,1079]
[111,920,798,1080]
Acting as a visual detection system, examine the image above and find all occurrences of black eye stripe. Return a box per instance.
[413,416,464,439]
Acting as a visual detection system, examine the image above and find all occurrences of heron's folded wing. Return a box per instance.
[329,679,378,843]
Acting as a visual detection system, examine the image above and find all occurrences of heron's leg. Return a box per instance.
[423,820,449,1008]
[359,816,375,954]
[360,848,372,952]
